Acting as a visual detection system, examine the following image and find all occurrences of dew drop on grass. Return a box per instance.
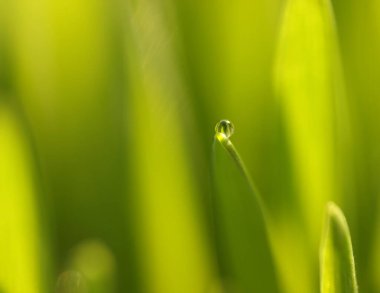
[215,119,235,138]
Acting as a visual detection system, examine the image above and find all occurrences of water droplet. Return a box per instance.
[215,120,235,138]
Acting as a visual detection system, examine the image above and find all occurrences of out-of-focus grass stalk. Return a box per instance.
[275,0,347,243]
[212,0,282,182]
[369,3,380,292]
[123,1,215,292]
[0,0,9,92]
[0,103,48,293]
[274,0,350,291]
[373,215,380,291]
[332,0,380,291]
[7,0,136,290]
[342,1,380,291]
[320,202,358,293]
[173,0,281,184]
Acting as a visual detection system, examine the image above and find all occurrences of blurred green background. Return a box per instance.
[0,0,379,292]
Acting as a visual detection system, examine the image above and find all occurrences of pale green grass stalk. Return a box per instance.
[212,120,280,292]
[320,202,358,293]
[273,0,350,291]
[123,1,215,292]
[0,103,47,293]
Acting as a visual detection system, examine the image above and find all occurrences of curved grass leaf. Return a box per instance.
[212,131,280,292]
[320,202,358,293]
[0,103,48,293]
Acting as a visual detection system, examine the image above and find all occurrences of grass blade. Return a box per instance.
[273,1,351,290]
[320,202,358,293]
[211,122,280,292]
[0,102,49,293]
[123,1,215,292]
[274,0,349,239]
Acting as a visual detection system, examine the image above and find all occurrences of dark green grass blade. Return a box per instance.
[211,132,280,292]
[320,202,358,293]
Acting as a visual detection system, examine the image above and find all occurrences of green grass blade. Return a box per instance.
[0,102,49,293]
[320,202,358,293]
[274,0,349,239]
[274,1,351,290]
[123,1,215,292]
[373,214,380,291]
[8,1,140,290]
[212,127,280,292]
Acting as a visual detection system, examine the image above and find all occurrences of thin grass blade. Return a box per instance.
[320,202,358,293]
[0,102,49,293]
[212,128,280,292]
